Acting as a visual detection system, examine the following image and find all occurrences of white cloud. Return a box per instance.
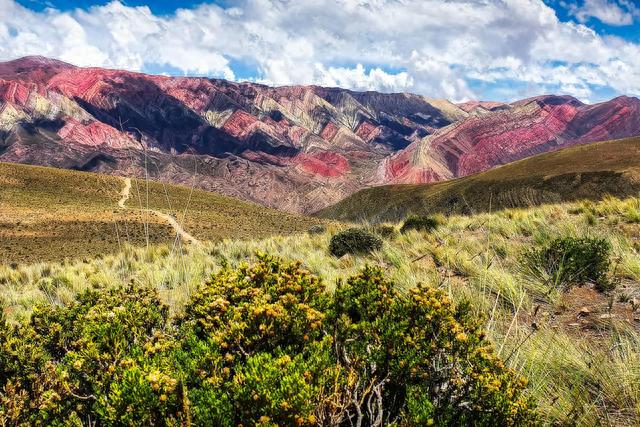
[314,63,413,93]
[0,0,639,101]
[569,0,639,26]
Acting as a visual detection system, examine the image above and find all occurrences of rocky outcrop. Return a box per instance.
[1,56,639,213]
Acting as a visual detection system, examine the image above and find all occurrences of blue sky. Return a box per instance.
[15,0,209,14]
[2,0,640,102]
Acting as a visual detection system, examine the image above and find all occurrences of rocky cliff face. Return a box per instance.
[1,56,639,213]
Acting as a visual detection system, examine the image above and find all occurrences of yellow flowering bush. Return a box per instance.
[329,266,536,425]
[0,255,536,425]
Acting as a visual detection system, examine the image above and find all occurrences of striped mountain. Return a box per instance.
[1,56,639,213]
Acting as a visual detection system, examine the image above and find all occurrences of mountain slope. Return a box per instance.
[381,95,640,184]
[0,56,459,213]
[0,162,324,263]
[1,56,640,213]
[318,136,640,222]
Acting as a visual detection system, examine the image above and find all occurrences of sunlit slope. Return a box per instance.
[318,136,640,222]
[0,162,322,263]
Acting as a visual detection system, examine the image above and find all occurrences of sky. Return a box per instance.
[1,0,639,103]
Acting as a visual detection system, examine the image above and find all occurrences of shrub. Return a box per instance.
[307,224,326,234]
[0,283,183,426]
[523,236,614,292]
[328,266,536,425]
[373,224,397,239]
[400,215,441,234]
[181,252,329,356]
[0,256,537,426]
[329,228,382,257]
[178,253,331,425]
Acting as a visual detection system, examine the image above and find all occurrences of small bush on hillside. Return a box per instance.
[329,228,382,257]
[624,208,640,224]
[307,224,326,234]
[584,211,598,226]
[401,214,442,234]
[0,255,537,426]
[373,224,397,239]
[523,236,614,292]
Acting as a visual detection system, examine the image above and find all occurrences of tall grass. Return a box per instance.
[3,195,640,424]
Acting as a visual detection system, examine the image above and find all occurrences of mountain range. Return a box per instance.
[1,56,639,213]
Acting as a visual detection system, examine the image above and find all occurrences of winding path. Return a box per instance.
[118,177,201,246]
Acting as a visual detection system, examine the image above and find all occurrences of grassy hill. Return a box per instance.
[318,136,640,222]
[0,162,324,264]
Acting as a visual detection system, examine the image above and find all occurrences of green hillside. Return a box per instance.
[0,162,323,264]
[318,136,640,222]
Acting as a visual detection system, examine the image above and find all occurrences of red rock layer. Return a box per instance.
[383,95,640,185]
[57,118,133,148]
[296,151,350,177]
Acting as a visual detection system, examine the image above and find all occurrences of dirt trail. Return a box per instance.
[118,177,201,246]
[118,177,131,208]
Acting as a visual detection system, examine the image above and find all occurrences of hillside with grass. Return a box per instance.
[0,162,324,264]
[2,195,640,424]
[318,136,640,222]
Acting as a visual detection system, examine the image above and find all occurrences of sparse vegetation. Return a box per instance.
[0,162,327,264]
[307,224,326,234]
[373,224,397,238]
[329,228,382,257]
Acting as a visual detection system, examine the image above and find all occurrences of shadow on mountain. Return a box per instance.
[71,153,117,172]
[71,75,300,161]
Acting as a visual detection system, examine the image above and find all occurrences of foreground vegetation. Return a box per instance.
[0,162,323,264]
[0,256,535,425]
[2,194,640,424]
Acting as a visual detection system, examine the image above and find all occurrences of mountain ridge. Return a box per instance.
[1,56,639,213]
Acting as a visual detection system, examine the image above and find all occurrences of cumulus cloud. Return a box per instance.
[568,0,639,26]
[0,0,639,102]
[313,64,413,93]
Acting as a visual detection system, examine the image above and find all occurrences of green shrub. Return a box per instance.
[0,283,183,426]
[328,266,536,425]
[523,236,614,292]
[373,224,397,239]
[181,252,329,356]
[400,215,441,234]
[329,228,382,257]
[307,224,326,234]
[0,255,536,426]
[177,253,331,425]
